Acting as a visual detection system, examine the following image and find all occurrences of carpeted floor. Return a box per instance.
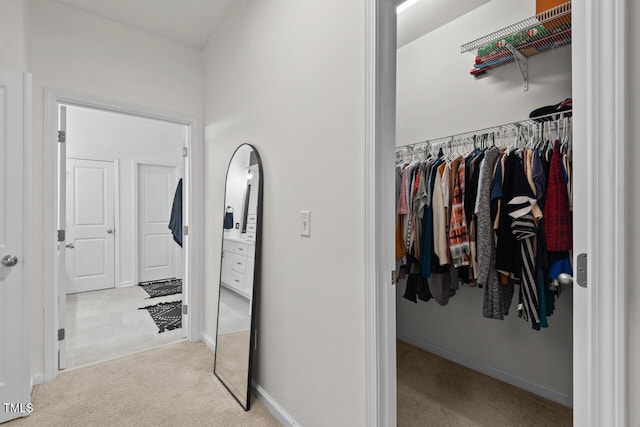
[397,340,573,427]
[4,338,573,427]
[5,342,278,427]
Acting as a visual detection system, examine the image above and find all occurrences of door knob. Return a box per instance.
[66,243,75,249]
[557,273,573,287]
[1,255,18,267]
[106,229,114,234]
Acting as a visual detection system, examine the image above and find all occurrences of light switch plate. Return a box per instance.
[300,210,311,237]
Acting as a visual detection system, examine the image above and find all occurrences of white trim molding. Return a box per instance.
[572,0,629,426]
[43,89,203,381]
[364,1,403,426]
[252,382,300,427]
[365,1,630,426]
[201,333,215,353]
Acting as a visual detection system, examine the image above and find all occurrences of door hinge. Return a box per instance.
[183,147,188,157]
[577,253,588,288]
[58,130,66,143]
[391,270,397,285]
[58,328,65,341]
[183,225,189,236]
[57,229,65,242]
[182,305,188,315]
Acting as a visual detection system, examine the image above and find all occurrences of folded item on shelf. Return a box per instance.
[529,98,572,121]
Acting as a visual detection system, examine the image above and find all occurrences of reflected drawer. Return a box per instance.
[234,242,249,255]
[230,270,244,290]
[247,214,257,224]
[246,223,257,233]
[232,254,247,273]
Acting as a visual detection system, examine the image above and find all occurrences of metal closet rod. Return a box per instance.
[396,109,573,152]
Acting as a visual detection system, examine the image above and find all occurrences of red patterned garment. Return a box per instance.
[449,160,470,267]
[544,140,572,251]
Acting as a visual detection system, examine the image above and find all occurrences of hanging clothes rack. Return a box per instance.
[396,109,572,160]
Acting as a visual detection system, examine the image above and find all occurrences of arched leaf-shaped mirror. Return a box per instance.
[214,144,262,410]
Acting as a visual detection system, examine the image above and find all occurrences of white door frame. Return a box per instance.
[43,89,203,381]
[364,1,629,426]
[133,161,181,285]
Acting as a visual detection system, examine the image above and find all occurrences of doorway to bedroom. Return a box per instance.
[59,104,187,369]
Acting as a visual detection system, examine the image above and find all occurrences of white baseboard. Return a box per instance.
[203,333,297,425]
[118,281,135,288]
[202,332,215,352]
[397,333,573,408]
[252,381,300,427]
[31,373,44,387]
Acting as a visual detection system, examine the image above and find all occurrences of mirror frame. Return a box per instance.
[213,143,263,411]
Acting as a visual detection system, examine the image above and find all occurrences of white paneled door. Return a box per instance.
[0,67,31,422]
[65,158,116,294]
[138,164,179,282]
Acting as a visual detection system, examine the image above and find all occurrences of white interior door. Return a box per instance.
[0,67,31,422]
[137,164,179,282]
[65,158,115,294]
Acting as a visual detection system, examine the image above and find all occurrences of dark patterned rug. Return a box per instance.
[138,278,182,298]
[139,300,182,333]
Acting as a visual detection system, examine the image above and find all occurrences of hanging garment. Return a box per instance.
[495,152,522,278]
[432,163,448,266]
[506,158,542,326]
[511,212,540,324]
[477,148,513,320]
[544,140,572,251]
[168,179,183,247]
[533,150,547,210]
[449,160,470,267]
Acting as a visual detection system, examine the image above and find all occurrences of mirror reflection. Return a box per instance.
[214,144,261,411]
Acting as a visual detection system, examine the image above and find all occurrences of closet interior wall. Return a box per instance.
[396,0,573,405]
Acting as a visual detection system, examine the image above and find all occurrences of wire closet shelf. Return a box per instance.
[395,109,572,160]
[460,1,571,87]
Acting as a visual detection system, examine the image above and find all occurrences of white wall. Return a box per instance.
[28,0,203,378]
[629,2,640,425]
[396,0,573,403]
[0,0,30,70]
[203,1,365,425]
[65,105,184,287]
[397,0,572,146]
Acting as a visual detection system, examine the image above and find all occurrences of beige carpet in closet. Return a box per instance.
[397,340,572,427]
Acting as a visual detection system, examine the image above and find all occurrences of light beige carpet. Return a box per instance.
[5,342,279,427]
[397,340,573,427]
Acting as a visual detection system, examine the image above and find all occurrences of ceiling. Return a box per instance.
[397,0,491,48]
[51,0,490,50]
[51,0,236,49]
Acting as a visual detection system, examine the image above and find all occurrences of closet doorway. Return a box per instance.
[43,92,203,380]
[364,0,629,426]
[394,1,573,424]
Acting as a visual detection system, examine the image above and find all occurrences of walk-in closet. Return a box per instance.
[395,1,574,424]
